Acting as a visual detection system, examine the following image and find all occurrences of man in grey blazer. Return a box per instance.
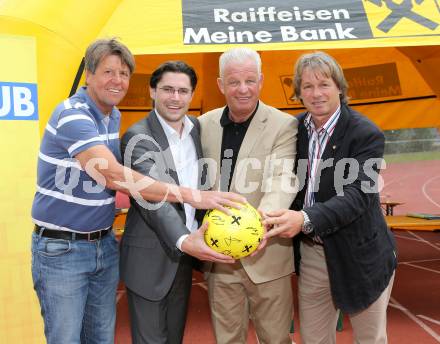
[120,61,235,344]
[199,48,298,344]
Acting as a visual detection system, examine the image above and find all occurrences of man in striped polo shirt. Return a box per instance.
[31,38,243,344]
[264,51,396,343]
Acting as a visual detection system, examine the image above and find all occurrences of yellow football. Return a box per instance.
[203,203,264,259]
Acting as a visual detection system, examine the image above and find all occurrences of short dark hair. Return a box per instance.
[150,61,197,91]
[85,38,135,75]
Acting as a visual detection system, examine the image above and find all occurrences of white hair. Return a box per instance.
[219,47,262,78]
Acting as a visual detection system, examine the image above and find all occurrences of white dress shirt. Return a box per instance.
[156,111,199,250]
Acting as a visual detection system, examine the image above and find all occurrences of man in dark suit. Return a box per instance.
[264,51,397,343]
[120,61,235,344]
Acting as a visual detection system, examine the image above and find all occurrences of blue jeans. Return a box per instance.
[31,231,119,344]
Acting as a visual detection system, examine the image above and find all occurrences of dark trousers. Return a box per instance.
[126,256,193,344]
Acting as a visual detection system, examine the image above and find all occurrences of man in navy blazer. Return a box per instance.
[264,51,397,343]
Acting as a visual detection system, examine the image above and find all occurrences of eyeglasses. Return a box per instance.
[158,86,191,96]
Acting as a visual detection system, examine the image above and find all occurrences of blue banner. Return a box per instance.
[0,81,38,120]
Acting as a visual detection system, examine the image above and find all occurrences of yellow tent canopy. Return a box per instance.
[100,0,440,132]
[1,0,440,133]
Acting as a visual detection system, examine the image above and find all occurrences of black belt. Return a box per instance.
[34,225,111,241]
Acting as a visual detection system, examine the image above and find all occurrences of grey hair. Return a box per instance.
[85,38,135,75]
[293,51,348,104]
[219,47,262,78]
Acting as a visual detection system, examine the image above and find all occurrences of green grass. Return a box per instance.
[384,151,440,163]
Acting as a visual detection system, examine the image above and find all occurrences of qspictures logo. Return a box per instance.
[53,133,386,211]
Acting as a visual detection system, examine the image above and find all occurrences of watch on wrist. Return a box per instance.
[300,210,314,235]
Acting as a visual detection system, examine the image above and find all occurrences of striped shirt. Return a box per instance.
[31,87,121,232]
[304,107,341,208]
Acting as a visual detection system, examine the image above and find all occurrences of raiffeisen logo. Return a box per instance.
[0,81,38,120]
[364,0,440,37]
